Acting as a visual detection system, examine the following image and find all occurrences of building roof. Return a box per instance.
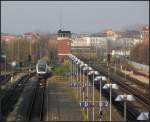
[58,29,71,34]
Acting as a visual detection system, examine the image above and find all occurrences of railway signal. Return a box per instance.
[2,54,7,79]
[28,55,31,62]
[107,53,111,63]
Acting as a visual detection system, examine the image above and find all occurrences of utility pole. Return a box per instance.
[18,38,20,65]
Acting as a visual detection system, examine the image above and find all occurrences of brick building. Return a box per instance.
[142,26,149,45]
[57,30,71,62]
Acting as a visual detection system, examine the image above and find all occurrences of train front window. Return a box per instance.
[38,65,46,71]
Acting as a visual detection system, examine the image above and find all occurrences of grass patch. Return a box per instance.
[52,60,70,75]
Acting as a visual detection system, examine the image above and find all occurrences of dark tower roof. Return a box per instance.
[57,29,71,38]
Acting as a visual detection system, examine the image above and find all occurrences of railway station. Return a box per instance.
[1,1,149,122]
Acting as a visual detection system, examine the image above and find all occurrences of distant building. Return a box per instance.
[141,26,149,44]
[1,34,17,41]
[101,29,119,40]
[71,35,108,48]
[57,29,71,62]
[23,32,37,43]
[111,49,130,58]
[120,30,141,39]
[114,37,142,48]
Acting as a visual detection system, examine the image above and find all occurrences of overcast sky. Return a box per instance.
[1,1,149,34]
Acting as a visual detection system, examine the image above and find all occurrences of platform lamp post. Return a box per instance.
[82,64,88,117]
[69,55,73,86]
[74,58,77,97]
[75,59,81,99]
[115,94,135,121]
[103,83,119,121]
[82,64,88,102]
[71,57,75,92]
[72,55,80,98]
[79,62,85,102]
[88,70,99,121]
[73,59,76,94]
[137,112,149,121]
[83,66,92,120]
[71,57,73,86]
[94,75,107,121]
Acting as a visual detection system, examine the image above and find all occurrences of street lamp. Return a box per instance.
[103,83,118,121]
[137,112,149,121]
[71,55,83,100]
[88,70,99,121]
[82,65,91,120]
[103,83,118,89]
[94,75,107,121]
[69,56,73,87]
[75,59,81,98]
[81,64,88,102]
[115,94,135,121]
[79,62,85,101]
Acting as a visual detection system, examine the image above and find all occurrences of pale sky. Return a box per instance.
[1,1,149,34]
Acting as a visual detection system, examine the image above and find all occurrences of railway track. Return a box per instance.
[1,74,31,121]
[94,65,149,108]
[103,64,149,90]
[81,58,149,91]
[88,75,141,121]
[0,70,29,85]
[27,79,46,121]
[81,61,149,107]
[78,59,149,120]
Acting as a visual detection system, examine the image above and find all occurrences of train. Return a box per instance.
[36,59,51,79]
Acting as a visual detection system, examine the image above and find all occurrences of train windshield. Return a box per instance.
[38,64,46,71]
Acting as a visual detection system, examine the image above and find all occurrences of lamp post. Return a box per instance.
[115,94,135,121]
[88,70,99,121]
[80,64,87,114]
[75,59,81,99]
[137,112,149,121]
[69,55,73,86]
[79,62,85,102]
[103,83,118,121]
[82,64,87,102]
[82,66,92,120]
[94,75,107,121]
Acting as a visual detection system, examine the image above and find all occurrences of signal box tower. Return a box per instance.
[57,29,71,63]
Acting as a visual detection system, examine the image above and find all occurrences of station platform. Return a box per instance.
[43,76,83,121]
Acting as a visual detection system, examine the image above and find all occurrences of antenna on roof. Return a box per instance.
[59,8,63,30]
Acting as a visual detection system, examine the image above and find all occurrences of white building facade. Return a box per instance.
[71,36,109,48]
